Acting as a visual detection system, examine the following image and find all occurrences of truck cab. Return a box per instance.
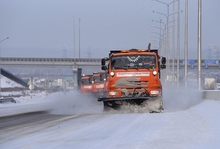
[98,46,166,112]
[92,72,108,97]
[80,74,92,93]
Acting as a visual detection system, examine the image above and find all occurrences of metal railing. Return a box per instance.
[0,57,219,69]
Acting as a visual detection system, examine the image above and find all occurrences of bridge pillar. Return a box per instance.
[72,65,78,90]
[77,68,82,90]
[72,65,82,91]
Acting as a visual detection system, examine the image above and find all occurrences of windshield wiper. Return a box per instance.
[124,65,139,70]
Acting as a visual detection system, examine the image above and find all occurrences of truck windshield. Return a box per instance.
[93,76,102,83]
[111,55,156,69]
[82,79,91,85]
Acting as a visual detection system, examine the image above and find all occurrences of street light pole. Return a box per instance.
[151,31,161,48]
[184,0,188,88]
[172,0,176,86]
[153,10,178,86]
[151,25,163,54]
[79,18,81,59]
[198,0,202,90]
[0,37,9,97]
[73,17,76,60]
[152,19,166,56]
[159,22,178,86]
[177,0,181,87]
[153,0,178,87]
[152,19,166,29]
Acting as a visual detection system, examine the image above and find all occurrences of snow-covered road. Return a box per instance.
[1,89,220,149]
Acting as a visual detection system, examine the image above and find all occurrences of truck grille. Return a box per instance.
[113,77,149,87]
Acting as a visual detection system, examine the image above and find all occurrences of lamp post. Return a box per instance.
[79,18,81,59]
[172,0,176,86]
[152,25,162,51]
[152,19,167,56]
[153,10,179,76]
[73,17,76,60]
[177,0,181,87]
[0,37,9,97]
[152,0,181,87]
[151,24,167,56]
[152,20,176,55]
[198,0,202,90]
[184,0,188,88]
[151,31,161,49]
[151,31,160,49]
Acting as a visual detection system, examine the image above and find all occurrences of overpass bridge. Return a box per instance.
[1,57,219,100]
[0,57,220,69]
[0,57,101,68]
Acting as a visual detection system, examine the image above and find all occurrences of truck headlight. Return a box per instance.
[150,90,160,95]
[109,91,118,96]
[110,72,114,77]
[153,71,157,76]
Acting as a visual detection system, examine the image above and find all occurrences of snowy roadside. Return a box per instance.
[0,90,103,118]
[1,75,220,118]
[0,91,53,117]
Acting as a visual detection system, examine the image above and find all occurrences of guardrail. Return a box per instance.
[0,57,101,67]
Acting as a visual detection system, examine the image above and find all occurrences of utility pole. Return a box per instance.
[79,18,81,58]
[198,0,202,90]
[177,0,180,87]
[152,0,178,88]
[172,0,176,86]
[73,17,76,60]
[184,0,188,88]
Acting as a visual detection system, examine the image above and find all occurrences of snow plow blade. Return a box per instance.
[98,96,163,113]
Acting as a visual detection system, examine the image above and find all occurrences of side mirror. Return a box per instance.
[101,58,106,65]
[161,57,166,64]
[161,64,166,69]
[102,65,107,70]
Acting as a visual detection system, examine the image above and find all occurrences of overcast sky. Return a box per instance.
[0,0,219,58]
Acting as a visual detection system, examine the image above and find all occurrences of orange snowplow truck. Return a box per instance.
[80,74,92,93]
[92,72,108,97]
[98,43,166,113]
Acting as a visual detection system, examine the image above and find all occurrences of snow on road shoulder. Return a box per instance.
[0,90,103,117]
[1,76,24,88]
[11,100,219,149]
[190,99,220,129]
[163,85,204,112]
[48,91,103,115]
